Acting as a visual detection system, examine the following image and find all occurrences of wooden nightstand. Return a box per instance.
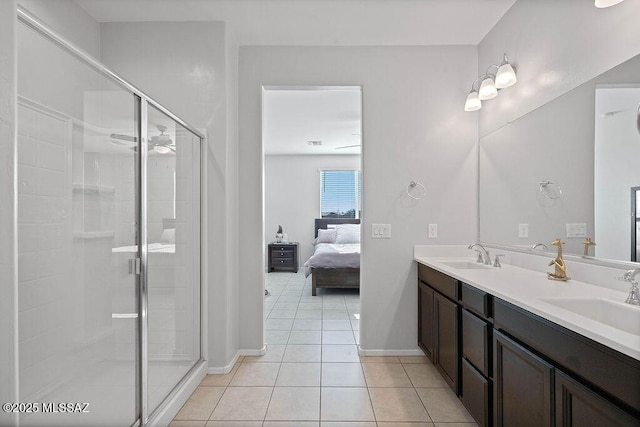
[268,242,299,273]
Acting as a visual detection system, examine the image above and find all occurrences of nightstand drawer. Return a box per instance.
[271,249,294,258]
[271,246,294,253]
[273,258,294,266]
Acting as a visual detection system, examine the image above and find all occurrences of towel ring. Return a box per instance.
[539,180,562,200]
[406,181,426,200]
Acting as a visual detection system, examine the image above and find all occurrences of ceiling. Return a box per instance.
[74,0,516,156]
[263,87,361,155]
[75,0,516,46]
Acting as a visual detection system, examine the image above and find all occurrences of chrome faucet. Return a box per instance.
[468,243,492,265]
[531,243,548,250]
[621,269,640,305]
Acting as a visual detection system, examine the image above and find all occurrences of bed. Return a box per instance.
[304,218,360,296]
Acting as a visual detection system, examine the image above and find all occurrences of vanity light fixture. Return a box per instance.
[495,54,517,88]
[464,53,517,111]
[595,0,624,8]
[464,77,482,112]
[478,75,498,100]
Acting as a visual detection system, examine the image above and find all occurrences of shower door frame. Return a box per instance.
[17,7,206,426]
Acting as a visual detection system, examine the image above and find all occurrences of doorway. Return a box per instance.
[262,86,363,348]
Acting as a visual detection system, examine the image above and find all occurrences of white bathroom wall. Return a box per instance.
[478,0,640,137]
[239,46,478,353]
[100,21,239,368]
[18,0,101,58]
[224,32,240,363]
[0,1,18,424]
[264,154,361,264]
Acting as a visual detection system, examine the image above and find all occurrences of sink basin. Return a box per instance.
[540,297,640,335]
[440,261,492,270]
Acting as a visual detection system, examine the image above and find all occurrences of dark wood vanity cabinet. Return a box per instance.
[416,262,640,427]
[493,330,554,427]
[418,282,434,360]
[417,264,459,394]
[434,290,459,392]
[555,370,640,427]
[460,284,493,427]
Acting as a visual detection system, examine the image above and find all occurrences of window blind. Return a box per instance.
[320,170,361,219]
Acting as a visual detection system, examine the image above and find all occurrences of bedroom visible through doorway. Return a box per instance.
[262,85,363,349]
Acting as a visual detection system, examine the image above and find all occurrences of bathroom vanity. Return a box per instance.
[415,250,640,427]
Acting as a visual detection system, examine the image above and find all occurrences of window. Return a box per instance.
[320,170,361,219]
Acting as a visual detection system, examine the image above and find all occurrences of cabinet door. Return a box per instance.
[494,330,553,427]
[556,370,639,427]
[434,291,459,394]
[418,282,434,361]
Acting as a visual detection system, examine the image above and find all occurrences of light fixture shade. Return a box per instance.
[464,90,482,111]
[478,77,497,100]
[595,0,624,8]
[154,145,171,154]
[495,62,517,89]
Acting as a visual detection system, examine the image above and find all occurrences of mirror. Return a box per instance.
[480,53,640,264]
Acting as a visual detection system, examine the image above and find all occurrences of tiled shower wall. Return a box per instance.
[17,101,74,400]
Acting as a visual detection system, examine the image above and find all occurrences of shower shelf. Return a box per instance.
[72,231,115,240]
[72,183,115,194]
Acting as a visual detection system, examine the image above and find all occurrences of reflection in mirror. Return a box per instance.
[595,86,640,262]
[480,54,640,264]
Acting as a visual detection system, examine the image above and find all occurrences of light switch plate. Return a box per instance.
[428,224,438,239]
[566,223,587,238]
[518,223,529,238]
[372,224,391,238]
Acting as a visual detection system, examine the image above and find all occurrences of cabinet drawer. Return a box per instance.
[461,282,491,319]
[462,358,491,427]
[462,309,491,377]
[271,249,294,258]
[273,258,293,266]
[418,263,459,301]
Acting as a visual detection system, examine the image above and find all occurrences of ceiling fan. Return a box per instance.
[109,124,175,154]
[334,133,361,150]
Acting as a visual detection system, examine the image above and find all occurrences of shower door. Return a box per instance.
[16,8,203,427]
[17,20,140,426]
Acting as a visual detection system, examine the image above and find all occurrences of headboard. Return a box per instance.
[314,218,360,237]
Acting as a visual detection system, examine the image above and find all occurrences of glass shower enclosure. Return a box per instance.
[15,8,203,426]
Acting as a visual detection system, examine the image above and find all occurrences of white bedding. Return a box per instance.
[304,243,360,277]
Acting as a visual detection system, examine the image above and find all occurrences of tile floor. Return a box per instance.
[171,271,477,426]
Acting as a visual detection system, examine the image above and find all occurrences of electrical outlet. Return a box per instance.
[428,224,438,239]
[372,224,391,238]
[566,223,586,238]
[518,223,529,238]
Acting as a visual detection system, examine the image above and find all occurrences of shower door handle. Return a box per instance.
[128,257,141,275]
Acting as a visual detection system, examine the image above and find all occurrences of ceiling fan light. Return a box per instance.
[495,61,517,89]
[595,0,624,8]
[478,76,497,100]
[154,145,172,154]
[464,90,482,112]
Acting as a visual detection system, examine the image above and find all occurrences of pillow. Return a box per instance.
[335,224,360,244]
[316,228,337,244]
[160,228,175,244]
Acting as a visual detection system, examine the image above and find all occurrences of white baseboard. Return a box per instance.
[148,360,207,427]
[357,346,425,357]
[206,345,267,374]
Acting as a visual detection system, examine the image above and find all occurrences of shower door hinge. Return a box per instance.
[129,257,141,275]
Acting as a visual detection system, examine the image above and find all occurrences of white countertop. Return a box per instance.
[414,249,640,361]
